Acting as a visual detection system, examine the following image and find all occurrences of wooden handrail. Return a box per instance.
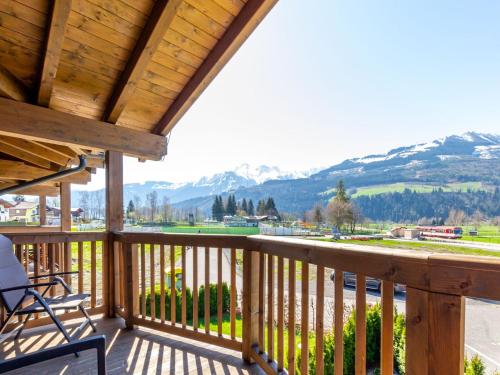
[247,235,500,300]
[4,231,107,244]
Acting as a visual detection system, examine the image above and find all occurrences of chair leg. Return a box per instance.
[14,313,33,340]
[79,304,97,332]
[0,311,18,337]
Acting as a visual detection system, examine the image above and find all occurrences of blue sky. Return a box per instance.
[82,1,500,189]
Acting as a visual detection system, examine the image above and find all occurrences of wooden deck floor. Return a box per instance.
[0,315,264,374]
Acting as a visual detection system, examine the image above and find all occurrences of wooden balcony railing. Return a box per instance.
[3,231,500,375]
[1,232,108,331]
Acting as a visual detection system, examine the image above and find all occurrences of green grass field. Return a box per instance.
[161,226,259,235]
[318,238,500,257]
[349,181,486,198]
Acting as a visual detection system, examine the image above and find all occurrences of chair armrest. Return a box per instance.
[29,271,79,280]
[0,282,58,294]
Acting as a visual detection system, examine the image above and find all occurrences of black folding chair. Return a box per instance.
[0,235,96,346]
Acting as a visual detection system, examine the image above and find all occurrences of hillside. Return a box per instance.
[173,132,500,215]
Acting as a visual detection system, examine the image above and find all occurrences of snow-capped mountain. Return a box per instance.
[173,132,500,214]
[73,164,318,206]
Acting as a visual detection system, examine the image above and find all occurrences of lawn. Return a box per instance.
[317,238,500,258]
[161,226,259,235]
[347,181,487,198]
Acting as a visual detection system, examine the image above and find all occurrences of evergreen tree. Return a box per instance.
[335,179,349,203]
[257,199,266,215]
[241,198,248,214]
[126,200,135,219]
[212,195,225,221]
[248,199,255,216]
[226,194,237,216]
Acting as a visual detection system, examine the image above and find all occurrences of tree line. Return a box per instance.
[211,194,279,221]
[354,187,500,223]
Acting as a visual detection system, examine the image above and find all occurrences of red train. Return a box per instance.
[416,226,463,239]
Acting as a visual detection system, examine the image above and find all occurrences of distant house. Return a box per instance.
[0,199,13,222]
[46,206,85,224]
[9,201,37,223]
[223,215,278,227]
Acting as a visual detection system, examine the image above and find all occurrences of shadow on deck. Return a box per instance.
[0,315,263,374]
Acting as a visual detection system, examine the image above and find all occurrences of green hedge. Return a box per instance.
[298,303,406,375]
[144,282,234,323]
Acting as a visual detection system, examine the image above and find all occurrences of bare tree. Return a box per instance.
[161,196,172,222]
[94,191,104,220]
[79,191,90,221]
[133,195,142,221]
[146,191,158,222]
[446,209,466,226]
[326,199,350,231]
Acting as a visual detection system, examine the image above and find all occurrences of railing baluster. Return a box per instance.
[150,244,156,321]
[48,243,55,297]
[204,247,210,334]
[258,251,265,352]
[355,274,366,375]
[64,241,72,289]
[230,248,236,340]
[193,246,199,331]
[102,240,109,310]
[334,269,344,375]
[34,243,40,319]
[170,245,176,325]
[381,280,394,375]
[217,247,223,337]
[193,246,198,331]
[141,243,146,318]
[288,259,296,375]
[267,254,274,362]
[91,241,97,308]
[277,256,284,371]
[182,245,187,328]
[78,242,84,294]
[315,265,325,375]
[301,261,309,375]
[160,244,166,322]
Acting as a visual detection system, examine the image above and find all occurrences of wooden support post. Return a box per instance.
[60,183,71,231]
[123,242,138,329]
[39,195,47,225]
[242,249,260,363]
[406,288,465,375]
[106,150,123,318]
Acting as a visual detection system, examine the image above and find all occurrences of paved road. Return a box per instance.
[178,248,500,371]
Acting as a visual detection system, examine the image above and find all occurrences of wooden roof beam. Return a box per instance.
[103,0,183,123]
[153,0,278,136]
[0,160,90,185]
[0,140,52,169]
[38,0,72,106]
[0,65,29,102]
[0,136,70,166]
[0,182,60,197]
[0,98,168,160]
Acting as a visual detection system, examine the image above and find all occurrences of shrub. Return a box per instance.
[464,354,486,375]
[297,303,406,374]
[144,282,234,323]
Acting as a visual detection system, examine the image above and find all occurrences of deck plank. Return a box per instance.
[0,315,264,374]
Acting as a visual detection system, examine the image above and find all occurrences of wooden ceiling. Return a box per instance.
[0,0,277,194]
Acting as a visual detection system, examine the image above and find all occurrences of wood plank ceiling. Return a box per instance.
[0,0,277,193]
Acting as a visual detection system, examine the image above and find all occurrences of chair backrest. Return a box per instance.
[0,235,30,312]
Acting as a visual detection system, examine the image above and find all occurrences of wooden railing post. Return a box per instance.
[242,249,260,363]
[406,287,465,375]
[123,242,138,329]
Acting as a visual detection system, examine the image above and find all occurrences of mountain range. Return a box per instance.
[73,132,500,216]
[172,132,500,214]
